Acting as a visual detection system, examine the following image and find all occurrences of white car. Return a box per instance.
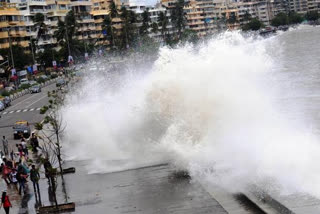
[0,101,5,111]
[20,78,29,85]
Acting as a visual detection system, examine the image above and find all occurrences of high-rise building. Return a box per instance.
[70,0,96,43]
[0,2,28,49]
[184,0,219,36]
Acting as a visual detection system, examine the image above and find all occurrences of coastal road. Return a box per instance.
[0,81,230,214]
[0,82,57,214]
[0,83,56,152]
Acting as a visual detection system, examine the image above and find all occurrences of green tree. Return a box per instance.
[33,13,46,43]
[271,12,288,26]
[288,11,303,24]
[242,18,264,31]
[109,1,118,19]
[243,11,251,22]
[140,9,151,36]
[37,47,58,68]
[305,11,319,21]
[180,29,198,43]
[158,11,168,41]
[102,15,114,47]
[151,22,158,33]
[0,45,33,70]
[227,13,238,24]
[171,0,186,39]
[119,7,137,49]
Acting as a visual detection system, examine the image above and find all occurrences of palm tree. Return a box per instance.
[171,0,186,39]
[119,7,137,49]
[151,22,158,34]
[158,11,168,42]
[33,13,47,48]
[109,1,118,19]
[140,9,150,36]
[54,20,66,45]
[103,15,114,47]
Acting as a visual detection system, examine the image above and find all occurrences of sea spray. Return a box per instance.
[61,29,320,197]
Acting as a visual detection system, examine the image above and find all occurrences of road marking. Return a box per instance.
[10,93,36,109]
[30,108,34,111]
[23,109,28,112]
[36,108,41,111]
[25,95,47,109]
[16,110,21,113]
[9,111,14,114]
[2,112,7,115]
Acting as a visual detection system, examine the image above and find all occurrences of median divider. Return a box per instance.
[7,78,58,102]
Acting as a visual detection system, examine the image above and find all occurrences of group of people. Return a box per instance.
[0,133,42,214]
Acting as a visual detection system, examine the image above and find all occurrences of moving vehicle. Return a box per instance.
[13,120,31,139]
[56,78,65,87]
[30,84,41,93]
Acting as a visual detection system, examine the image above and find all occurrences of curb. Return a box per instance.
[8,78,58,102]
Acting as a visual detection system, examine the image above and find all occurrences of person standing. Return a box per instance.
[17,163,27,195]
[2,136,8,156]
[0,191,12,214]
[30,165,40,194]
[21,139,28,160]
[9,168,18,191]
[30,133,40,153]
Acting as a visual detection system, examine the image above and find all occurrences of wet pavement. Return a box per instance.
[61,162,228,214]
[1,161,229,214]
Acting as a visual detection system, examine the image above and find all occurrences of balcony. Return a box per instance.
[91,9,109,16]
[94,18,104,23]
[78,18,94,23]
[0,43,10,49]
[30,9,48,14]
[71,1,92,6]
[0,31,8,38]
[29,0,47,6]
[19,40,29,47]
[9,31,27,37]
[8,21,25,26]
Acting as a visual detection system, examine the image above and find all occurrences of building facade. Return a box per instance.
[0,2,28,50]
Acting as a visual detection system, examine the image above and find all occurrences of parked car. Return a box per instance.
[0,101,5,111]
[29,80,37,86]
[56,78,65,87]
[0,97,11,108]
[20,78,29,85]
[30,84,41,93]
[4,86,15,92]
[13,120,31,139]
[40,75,49,80]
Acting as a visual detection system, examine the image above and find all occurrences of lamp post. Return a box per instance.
[7,27,15,68]
[65,26,71,57]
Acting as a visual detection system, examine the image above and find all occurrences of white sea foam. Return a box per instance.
[61,29,320,197]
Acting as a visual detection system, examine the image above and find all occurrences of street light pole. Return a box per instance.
[30,36,35,63]
[65,26,71,57]
[8,27,15,68]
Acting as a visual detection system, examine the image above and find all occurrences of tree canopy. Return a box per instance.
[271,12,303,26]
[242,18,264,31]
[305,11,319,21]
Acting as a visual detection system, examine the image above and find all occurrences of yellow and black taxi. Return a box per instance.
[13,120,31,139]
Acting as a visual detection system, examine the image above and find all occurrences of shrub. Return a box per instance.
[50,73,58,79]
[1,91,10,97]
[20,83,31,90]
[37,77,45,84]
